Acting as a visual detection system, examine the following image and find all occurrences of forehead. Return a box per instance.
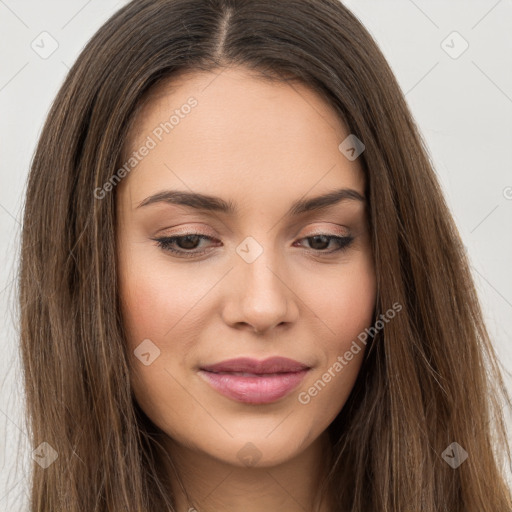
[118,66,365,206]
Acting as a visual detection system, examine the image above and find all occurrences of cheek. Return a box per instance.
[297,253,376,404]
[118,247,200,345]
[118,259,196,436]
[309,253,376,347]
[117,244,209,410]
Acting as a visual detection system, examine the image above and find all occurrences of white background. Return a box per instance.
[1,0,511,508]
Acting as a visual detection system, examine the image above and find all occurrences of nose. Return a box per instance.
[221,248,299,335]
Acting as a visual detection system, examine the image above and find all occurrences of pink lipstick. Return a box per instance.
[198,356,310,404]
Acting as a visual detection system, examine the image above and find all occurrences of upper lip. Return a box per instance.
[200,356,310,374]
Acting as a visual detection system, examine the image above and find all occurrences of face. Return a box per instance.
[116,67,376,469]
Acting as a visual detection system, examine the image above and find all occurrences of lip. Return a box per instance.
[199,357,310,404]
[201,356,310,374]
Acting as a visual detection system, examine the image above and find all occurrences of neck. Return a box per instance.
[162,431,333,512]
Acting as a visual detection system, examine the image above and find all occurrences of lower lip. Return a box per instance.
[198,369,309,404]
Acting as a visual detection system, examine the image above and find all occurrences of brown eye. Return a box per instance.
[295,234,354,253]
[152,234,216,257]
[173,234,202,250]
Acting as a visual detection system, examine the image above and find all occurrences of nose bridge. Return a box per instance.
[238,235,285,298]
[227,234,295,332]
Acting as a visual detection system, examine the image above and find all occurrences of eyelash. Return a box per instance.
[152,232,354,258]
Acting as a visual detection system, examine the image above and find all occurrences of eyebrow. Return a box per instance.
[136,187,365,216]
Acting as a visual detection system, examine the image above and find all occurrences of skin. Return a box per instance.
[116,66,377,512]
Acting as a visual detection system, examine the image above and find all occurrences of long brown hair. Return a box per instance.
[19,0,511,510]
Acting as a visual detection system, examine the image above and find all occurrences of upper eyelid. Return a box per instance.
[156,227,352,241]
[156,220,353,236]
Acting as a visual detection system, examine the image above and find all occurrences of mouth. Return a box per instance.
[198,356,311,404]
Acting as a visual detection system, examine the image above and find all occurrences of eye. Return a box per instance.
[294,233,354,253]
[152,232,354,258]
[152,234,216,258]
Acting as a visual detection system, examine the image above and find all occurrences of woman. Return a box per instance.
[19,0,512,510]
